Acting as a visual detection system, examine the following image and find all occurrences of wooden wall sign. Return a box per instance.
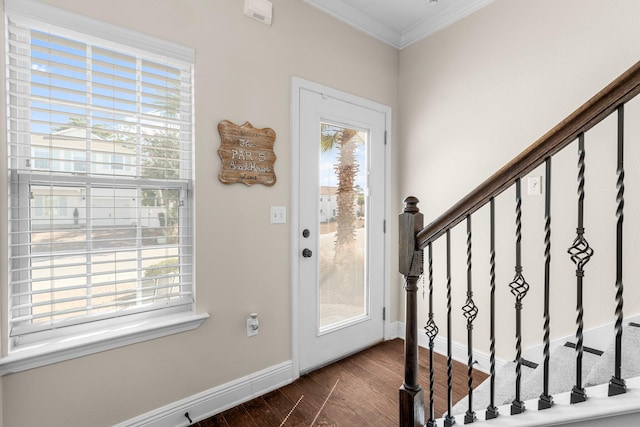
[217,120,277,186]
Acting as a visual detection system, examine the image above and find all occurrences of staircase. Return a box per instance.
[450,322,640,421]
[398,60,640,426]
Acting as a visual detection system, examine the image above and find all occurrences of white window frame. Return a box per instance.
[1,0,207,376]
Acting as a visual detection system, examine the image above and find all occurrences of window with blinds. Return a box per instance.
[6,3,195,347]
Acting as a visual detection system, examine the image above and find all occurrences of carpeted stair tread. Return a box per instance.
[449,321,640,418]
[451,343,601,416]
[584,323,640,387]
[449,360,536,416]
[519,342,601,401]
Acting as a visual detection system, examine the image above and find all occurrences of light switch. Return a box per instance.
[270,206,286,224]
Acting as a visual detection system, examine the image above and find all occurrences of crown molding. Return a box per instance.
[304,0,494,50]
[401,0,494,48]
[303,0,402,48]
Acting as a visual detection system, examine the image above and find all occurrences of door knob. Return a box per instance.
[302,248,313,258]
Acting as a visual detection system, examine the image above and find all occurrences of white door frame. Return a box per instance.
[290,77,392,379]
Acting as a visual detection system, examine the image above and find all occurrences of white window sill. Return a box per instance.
[0,312,209,376]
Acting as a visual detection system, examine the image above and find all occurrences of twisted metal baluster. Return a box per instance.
[510,179,529,416]
[425,243,439,427]
[539,157,554,410]
[485,198,499,420]
[609,104,627,397]
[567,134,593,404]
[463,215,478,424]
[444,230,456,427]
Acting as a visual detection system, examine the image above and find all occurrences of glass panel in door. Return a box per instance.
[318,122,367,331]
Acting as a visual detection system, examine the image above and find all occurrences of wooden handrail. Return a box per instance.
[416,60,640,250]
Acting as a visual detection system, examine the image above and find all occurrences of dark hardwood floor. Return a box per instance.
[196,339,487,426]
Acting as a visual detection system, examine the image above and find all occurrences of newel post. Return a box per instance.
[399,196,425,427]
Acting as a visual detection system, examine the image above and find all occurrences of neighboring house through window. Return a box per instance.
[4,0,200,363]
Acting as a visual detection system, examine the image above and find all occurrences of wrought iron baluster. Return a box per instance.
[444,229,456,427]
[425,243,439,427]
[609,104,627,397]
[485,198,499,420]
[510,179,528,416]
[567,133,593,404]
[463,215,478,424]
[539,157,553,410]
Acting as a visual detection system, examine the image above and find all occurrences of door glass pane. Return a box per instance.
[318,122,367,331]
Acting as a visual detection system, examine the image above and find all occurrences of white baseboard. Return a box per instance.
[387,320,402,340]
[431,334,507,374]
[396,321,508,374]
[114,361,294,427]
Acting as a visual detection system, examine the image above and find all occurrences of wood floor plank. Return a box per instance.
[242,396,283,426]
[260,389,308,427]
[199,339,487,426]
[306,360,395,426]
[219,405,258,426]
[278,378,337,425]
[336,358,396,418]
[197,413,227,426]
[339,357,398,411]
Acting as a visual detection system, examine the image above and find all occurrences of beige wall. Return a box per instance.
[7,0,640,424]
[0,1,399,426]
[399,0,640,360]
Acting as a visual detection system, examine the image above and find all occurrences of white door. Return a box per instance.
[294,80,389,373]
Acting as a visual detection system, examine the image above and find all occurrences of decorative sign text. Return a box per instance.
[217,120,277,186]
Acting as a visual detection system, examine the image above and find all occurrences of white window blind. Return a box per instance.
[6,3,195,346]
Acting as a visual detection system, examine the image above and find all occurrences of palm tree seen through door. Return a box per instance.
[319,122,367,330]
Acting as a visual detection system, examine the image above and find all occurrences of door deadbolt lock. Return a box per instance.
[302,229,310,238]
[302,248,313,258]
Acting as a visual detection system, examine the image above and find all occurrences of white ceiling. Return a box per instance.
[303,0,494,49]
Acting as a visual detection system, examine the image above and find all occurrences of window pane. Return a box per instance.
[23,184,186,328]
[141,189,180,246]
[31,185,87,253]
